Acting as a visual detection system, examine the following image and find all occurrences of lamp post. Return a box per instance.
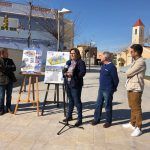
[28,0,33,48]
[57,8,71,51]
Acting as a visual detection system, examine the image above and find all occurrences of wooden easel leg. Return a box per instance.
[36,76,40,116]
[14,77,25,115]
[63,84,66,117]
[41,84,50,116]
[32,77,35,107]
[27,76,32,102]
[23,76,27,92]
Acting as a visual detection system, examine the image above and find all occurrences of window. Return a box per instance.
[135,29,137,35]
[0,17,18,31]
[140,29,143,36]
[8,18,18,30]
[0,17,4,27]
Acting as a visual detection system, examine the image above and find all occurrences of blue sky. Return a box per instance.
[11,0,150,51]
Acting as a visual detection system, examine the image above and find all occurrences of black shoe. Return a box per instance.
[6,107,14,114]
[103,122,111,128]
[0,110,5,116]
[91,119,100,126]
[63,117,73,122]
[74,120,82,127]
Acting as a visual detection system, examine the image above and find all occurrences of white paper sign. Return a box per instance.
[44,51,70,84]
[21,48,42,73]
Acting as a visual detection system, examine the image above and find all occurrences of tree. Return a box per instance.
[32,10,74,51]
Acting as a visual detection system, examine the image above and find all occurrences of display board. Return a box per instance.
[21,48,42,73]
[44,51,70,84]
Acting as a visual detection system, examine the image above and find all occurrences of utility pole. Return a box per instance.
[27,1,32,48]
[57,11,60,51]
[24,0,32,92]
[88,42,91,72]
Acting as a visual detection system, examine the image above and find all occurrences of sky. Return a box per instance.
[10,0,150,51]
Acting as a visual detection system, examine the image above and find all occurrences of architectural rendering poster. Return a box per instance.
[21,48,42,73]
[44,51,70,84]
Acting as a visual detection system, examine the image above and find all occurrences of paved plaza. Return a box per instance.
[0,66,150,150]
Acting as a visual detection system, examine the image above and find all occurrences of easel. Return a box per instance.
[41,83,66,117]
[14,72,44,116]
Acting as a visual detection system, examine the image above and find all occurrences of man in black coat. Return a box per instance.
[1,48,16,114]
[0,52,9,115]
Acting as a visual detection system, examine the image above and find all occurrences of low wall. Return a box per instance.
[118,59,150,77]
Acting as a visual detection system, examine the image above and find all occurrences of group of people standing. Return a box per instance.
[0,48,16,115]
[0,44,146,137]
[63,44,146,137]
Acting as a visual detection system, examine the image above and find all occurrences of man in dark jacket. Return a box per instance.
[92,51,119,128]
[0,52,9,115]
[1,48,16,114]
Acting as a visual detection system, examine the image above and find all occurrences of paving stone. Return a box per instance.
[0,66,150,150]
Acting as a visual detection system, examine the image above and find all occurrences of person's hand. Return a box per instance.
[66,72,72,78]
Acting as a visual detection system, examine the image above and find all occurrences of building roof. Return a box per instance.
[0,1,56,19]
[133,19,145,27]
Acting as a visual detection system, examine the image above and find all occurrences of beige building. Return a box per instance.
[117,46,150,67]
[117,19,150,67]
[77,44,97,65]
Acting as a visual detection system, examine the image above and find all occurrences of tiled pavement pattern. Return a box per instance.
[0,66,150,150]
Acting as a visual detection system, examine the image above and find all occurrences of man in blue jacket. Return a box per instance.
[92,51,119,128]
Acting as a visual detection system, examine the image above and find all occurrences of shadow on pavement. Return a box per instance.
[11,100,150,134]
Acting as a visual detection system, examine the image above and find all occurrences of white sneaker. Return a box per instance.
[122,122,136,130]
[131,127,142,137]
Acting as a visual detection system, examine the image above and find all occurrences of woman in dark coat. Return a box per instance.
[63,48,86,126]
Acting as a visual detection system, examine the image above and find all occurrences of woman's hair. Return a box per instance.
[70,48,81,59]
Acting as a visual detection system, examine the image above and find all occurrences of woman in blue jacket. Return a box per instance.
[63,48,86,127]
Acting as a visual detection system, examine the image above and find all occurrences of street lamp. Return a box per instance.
[57,8,71,51]
[28,0,33,48]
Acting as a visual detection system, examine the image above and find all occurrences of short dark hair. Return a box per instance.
[70,48,81,59]
[130,44,143,56]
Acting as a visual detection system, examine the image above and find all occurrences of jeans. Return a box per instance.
[6,81,13,108]
[94,89,114,124]
[66,85,82,122]
[0,85,5,111]
[0,82,13,111]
